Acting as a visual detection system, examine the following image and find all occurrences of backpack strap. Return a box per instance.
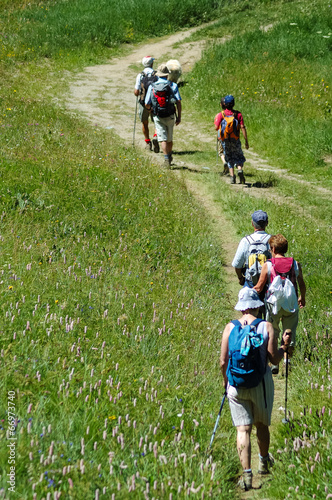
[250,318,263,328]
[231,320,241,327]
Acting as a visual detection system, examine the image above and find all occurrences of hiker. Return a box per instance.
[214,94,249,184]
[232,210,271,311]
[254,234,306,374]
[166,59,182,83]
[214,97,228,176]
[145,64,182,168]
[220,287,292,491]
[134,56,159,153]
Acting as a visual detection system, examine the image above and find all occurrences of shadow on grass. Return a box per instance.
[171,164,211,173]
[172,151,203,156]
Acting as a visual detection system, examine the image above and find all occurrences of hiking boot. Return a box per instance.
[230,175,236,184]
[145,141,152,151]
[238,471,253,490]
[258,454,275,475]
[238,169,246,184]
[271,364,279,375]
[152,137,160,153]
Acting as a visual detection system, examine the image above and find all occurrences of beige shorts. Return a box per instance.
[266,304,299,345]
[138,103,152,123]
[227,368,274,427]
[153,115,175,142]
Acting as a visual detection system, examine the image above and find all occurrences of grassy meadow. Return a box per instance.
[0,0,332,498]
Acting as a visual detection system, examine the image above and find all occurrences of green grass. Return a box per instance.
[181,0,332,185]
[0,59,240,497]
[0,0,332,498]
[0,0,221,67]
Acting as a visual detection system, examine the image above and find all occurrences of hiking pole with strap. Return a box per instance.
[132,98,138,146]
[282,348,289,424]
[209,390,227,450]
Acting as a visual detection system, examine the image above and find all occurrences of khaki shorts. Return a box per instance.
[138,102,152,123]
[228,368,274,427]
[266,304,299,345]
[153,115,175,142]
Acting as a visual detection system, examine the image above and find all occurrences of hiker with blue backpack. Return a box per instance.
[254,234,306,375]
[214,94,249,184]
[134,56,159,153]
[145,63,182,168]
[220,287,292,491]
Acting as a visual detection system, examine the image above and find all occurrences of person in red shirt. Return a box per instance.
[214,94,249,184]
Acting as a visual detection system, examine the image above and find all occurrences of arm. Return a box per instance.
[253,263,268,293]
[134,89,139,97]
[241,124,249,149]
[214,112,222,131]
[235,267,245,286]
[267,324,292,365]
[296,262,306,308]
[220,323,231,388]
[175,100,181,125]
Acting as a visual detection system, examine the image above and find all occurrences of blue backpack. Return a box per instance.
[227,319,265,389]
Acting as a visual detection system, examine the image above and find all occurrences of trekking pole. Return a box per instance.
[216,136,219,167]
[282,348,289,424]
[209,390,227,450]
[132,98,138,147]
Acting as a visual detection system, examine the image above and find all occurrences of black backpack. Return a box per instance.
[139,71,158,106]
[151,80,176,118]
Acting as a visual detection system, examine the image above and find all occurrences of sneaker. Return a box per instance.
[271,364,279,375]
[230,175,236,184]
[258,454,274,475]
[145,141,152,151]
[238,169,246,184]
[152,137,159,153]
[238,471,253,490]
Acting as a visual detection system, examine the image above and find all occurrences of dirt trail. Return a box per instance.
[64,25,297,497]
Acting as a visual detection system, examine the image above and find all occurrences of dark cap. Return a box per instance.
[252,210,268,224]
[224,94,235,105]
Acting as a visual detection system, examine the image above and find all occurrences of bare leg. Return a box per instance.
[142,121,150,141]
[256,422,270,457]
[237,424,252,470]
[161,141,167,155]
[166,141,173,155]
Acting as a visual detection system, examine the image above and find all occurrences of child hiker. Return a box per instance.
[214,94,249,184]
[214,97,228,176]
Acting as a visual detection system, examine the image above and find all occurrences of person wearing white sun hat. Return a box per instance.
[220,287,292,490]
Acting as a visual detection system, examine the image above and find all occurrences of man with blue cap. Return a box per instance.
[232,210,271,311]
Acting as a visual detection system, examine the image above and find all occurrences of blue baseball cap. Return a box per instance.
[224,94,235,105]
[252,210,268,224]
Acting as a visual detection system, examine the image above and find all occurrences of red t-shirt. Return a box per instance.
[214,109,245,129]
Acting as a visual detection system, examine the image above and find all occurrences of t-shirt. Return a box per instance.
[214,109,245,129]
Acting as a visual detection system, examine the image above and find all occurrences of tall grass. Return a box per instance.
[183,0,332,183]
[0,0,221,65]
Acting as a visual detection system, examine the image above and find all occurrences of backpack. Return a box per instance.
[245,234,271,285]
[151,80,176,118]
[266,258,298,314]
[218,111,240,141]
[139,71,158,106]
[226,318,265,389]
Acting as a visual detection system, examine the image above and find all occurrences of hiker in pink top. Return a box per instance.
[254,234,306,374]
